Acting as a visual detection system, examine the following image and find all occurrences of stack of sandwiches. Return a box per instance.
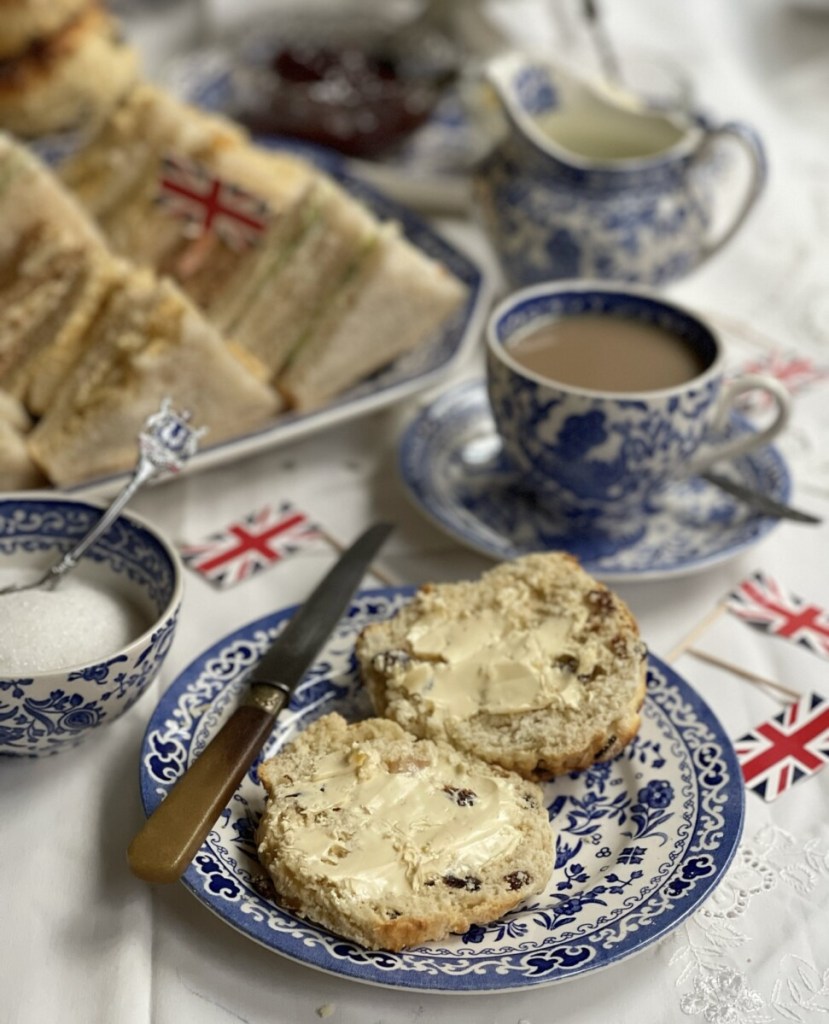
[0,134,280,487]
[0,3,468,489]
[58,84,467,411]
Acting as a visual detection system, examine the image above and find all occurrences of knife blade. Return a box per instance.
[127,522,393,885]
[700,470,821,524]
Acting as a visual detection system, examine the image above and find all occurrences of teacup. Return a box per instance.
[486,281,790,529]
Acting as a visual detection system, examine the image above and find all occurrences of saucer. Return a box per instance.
[398,380,791,582]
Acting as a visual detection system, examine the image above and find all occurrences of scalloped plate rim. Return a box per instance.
[138,586,745,993]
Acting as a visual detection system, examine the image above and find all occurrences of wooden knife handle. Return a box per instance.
[127,705,276,885]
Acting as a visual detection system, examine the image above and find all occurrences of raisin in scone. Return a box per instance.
[256,714,552,951]
[356,552,648,780]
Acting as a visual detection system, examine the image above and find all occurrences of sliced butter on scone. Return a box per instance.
[28,267,281,487]
[356,552,648,780]
[256,713,552,951]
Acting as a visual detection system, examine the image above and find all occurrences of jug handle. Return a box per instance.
[692,121,767,264]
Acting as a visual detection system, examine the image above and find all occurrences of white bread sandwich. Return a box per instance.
[0,75,467,484]
[256,713,553,951]
[0,226,121,415]
[0,390,44,488]
[0,130,280,487]
[56,82,468,405]
[278,221,467,410]
[0,132,119,413]
[205,143,381,382]
[356,552,649,780]
[27,267,280,487]
[0,129,102,253]
[57,82,248,264]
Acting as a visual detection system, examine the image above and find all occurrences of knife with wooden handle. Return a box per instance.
[127,522,393,885]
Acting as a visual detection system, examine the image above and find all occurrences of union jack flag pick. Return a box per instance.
[726,572,829,661]
[735,692,829,801]
[736,351,829,406]
[180,503,323,589]
[156,153,269,250]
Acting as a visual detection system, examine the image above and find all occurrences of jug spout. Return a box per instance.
[483,51,694,169]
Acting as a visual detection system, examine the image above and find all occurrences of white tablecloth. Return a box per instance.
[4,2,829,1022]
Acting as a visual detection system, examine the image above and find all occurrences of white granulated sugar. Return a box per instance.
[0,573,149,675]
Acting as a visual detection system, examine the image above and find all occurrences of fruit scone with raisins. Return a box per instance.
[256,714,553,951]
[355,552,649,780]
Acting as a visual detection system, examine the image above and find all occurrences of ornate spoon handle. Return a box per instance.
[2,400,203,595]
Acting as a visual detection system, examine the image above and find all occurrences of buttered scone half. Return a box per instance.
[356,552,648,780]
[256,714,552,951]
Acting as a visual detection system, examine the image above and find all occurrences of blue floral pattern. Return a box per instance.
[139,588,744,992]
[0,498,181,756]
[473,55,765,287]
[397,380,789,582]
[513,65,560,116]
[473,140,706,287]
[487,288,726,524]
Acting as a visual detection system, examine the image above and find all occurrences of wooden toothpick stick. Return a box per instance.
[665,601,729,662]
[321,527,400,588]
[684,647,800,703]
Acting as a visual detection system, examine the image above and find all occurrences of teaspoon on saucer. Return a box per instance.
[698,469,820,524]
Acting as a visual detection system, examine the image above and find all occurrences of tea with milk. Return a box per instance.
[507,314,710,392]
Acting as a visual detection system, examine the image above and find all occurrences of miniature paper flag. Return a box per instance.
[733,352,829,411]
[180,503,323,589]
[726,572,829,661]
[739,351,829,395]
[156,154,269,250]
[735,692,829,801]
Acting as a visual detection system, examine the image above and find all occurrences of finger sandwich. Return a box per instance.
[56,82,468,408]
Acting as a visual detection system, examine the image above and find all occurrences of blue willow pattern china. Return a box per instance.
[487,287,725,526]
[140,589,744,992]
[0,499,180,756]
[397,380,789,581]
[472,53,766,287]
[485,284,789,532]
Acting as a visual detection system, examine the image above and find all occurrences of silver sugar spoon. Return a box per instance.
[1,400,203,596]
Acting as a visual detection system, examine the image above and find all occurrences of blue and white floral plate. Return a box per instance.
[139,588,744,992]
[399,380,791,583]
